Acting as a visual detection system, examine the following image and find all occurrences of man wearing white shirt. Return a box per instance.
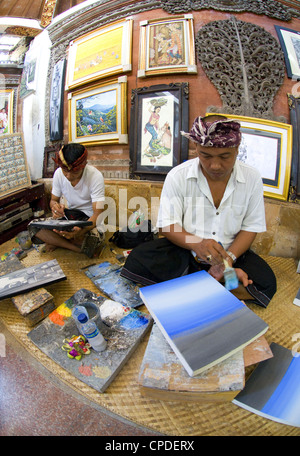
[29,143,105,258]
[122,115,276,307]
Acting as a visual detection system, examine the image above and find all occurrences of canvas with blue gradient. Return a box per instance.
[139,270,268,376]
[233,342,300,427]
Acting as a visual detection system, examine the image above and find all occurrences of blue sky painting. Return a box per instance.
[139,271,268,376]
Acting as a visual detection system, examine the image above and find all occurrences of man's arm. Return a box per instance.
[160,223,229,265]
[227,230,257,265]
[53,201,103,241]
[68,201,103,239]
[50,194,65,218]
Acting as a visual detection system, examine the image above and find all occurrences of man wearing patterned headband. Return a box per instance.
[28,143,105,258]
[121,115,277,308]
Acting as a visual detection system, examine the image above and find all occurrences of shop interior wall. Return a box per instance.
[10,6,300,180]
[54,8,300,179]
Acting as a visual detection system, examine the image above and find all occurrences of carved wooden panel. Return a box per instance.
[160,0,300,21]
[195,16,286,120]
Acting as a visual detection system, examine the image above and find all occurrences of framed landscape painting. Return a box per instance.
[66,18,132,90]
[68,76,128,146]
[209,114,292,201]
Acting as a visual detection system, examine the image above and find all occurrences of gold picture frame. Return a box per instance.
[209,113,292,201]
[65,18,133,90]
[0,89,14,135]
[68,76,128,146]
[138,14,197,78]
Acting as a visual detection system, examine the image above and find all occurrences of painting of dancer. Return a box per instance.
[129,83,189,180]
[142,96,173,167]
[138,16,197,78]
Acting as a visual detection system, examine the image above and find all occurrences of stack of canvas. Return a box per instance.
[139,270,270,401]
[12,288,55,326]
[0,256,65,325]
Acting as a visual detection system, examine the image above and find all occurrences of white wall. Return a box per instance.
[22,30,51,180]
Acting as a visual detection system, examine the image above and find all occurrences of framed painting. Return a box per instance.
[275,25,300,80]
[50,58,66,141]
[138,15,197,78]
[65,18,133,90]
[209,113,292,201]
[0,133,31,198]
[287,93,300,199]
[0,89,14,135]
[43,144,61,178]
[130,83,189,180]
[68,76,128,146]
[19,44,38,99]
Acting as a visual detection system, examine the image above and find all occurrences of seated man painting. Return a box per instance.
[121,115,277,307]
[28,143,105,258]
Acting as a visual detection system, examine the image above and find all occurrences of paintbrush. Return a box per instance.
[223,258,239,291]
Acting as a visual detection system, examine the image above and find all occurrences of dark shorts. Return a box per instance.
[120,237,277,308]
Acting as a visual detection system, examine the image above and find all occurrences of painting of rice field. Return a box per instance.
[69,77,128,145]
[76,89,117,138]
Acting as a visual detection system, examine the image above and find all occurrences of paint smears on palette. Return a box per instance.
[28,288,152,393]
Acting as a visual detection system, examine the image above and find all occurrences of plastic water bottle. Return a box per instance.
[72,305,89,332]
[77,313,107,352]
[72,305,88,321]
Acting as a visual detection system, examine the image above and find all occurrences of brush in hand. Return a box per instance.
[223,259,239,291]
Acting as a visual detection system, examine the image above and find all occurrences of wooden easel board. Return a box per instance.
[139,323,245,402]
[28,288,152,393]
[29,219,92,231]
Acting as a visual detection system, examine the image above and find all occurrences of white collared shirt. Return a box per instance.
[52,165,105,217]
[156,158,266,250]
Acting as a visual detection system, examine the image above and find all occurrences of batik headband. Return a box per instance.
[53,146,88,171]
[181,115,241,147]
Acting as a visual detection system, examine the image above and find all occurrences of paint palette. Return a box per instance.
[28,288,152,393]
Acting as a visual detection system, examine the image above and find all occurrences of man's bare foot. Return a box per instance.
[41,243,57,252]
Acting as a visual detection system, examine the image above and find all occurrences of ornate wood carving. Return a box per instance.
[195,16,286,121]
[160,0,300,21]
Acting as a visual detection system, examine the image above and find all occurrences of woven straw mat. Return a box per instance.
[0,238,300,436]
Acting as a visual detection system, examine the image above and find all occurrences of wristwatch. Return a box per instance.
[226,250,237,264]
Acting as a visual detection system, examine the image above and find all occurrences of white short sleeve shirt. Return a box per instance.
[156,158,266,250]
[52,165,105,218]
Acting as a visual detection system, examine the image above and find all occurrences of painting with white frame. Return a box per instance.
[208,113,293,201]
